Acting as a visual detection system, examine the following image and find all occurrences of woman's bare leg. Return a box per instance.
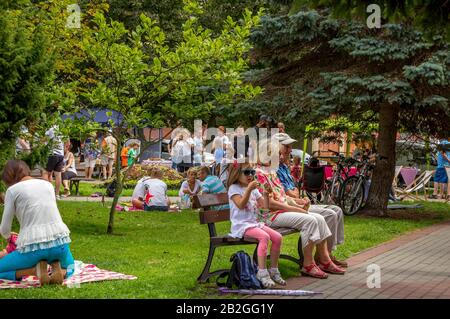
[15,267,36,279]
[302,241,315,266]
[316,240,332,264]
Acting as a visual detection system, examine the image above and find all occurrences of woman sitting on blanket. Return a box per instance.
[0,160,75,285]
[178,168,201,208]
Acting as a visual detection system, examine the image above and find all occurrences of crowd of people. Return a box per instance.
[128,117,348,286]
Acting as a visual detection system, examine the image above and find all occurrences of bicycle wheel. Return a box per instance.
[323,178,343,206]
[340,176,365,216]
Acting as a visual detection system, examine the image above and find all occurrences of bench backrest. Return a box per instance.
[192,193,230,224]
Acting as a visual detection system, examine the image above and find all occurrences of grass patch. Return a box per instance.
[64,182,179,197]
[0,201,449,298]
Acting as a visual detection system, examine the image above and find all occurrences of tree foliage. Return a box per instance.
[67,1,263,233]
[249,9,450,214]
[0,1,55,172]
[279,0,450,39]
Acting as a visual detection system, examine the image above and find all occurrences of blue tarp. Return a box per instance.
[62,109,124,125]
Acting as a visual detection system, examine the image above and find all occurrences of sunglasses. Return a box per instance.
[241,169,256,176]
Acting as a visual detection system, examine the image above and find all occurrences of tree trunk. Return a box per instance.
[107,137,123,234]
[361,103,399,217]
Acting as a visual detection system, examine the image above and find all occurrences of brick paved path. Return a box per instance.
[252,222,450,299]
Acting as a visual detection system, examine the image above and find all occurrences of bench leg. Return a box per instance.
[75,181,80,196]
[198,243,218,283]
[252,244,259,264]
[297,234,304,267]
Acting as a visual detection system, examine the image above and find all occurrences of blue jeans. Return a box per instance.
[144,204,169,212]
[0,244,74,281]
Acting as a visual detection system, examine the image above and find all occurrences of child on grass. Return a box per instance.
[226,162,286,288]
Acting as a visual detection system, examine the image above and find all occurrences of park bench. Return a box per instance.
[192,193,304,283]
[68,159,96,196]
[69,169,96,196]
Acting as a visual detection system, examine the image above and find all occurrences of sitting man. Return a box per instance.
[131,168,154,210]
[274,133,347,267]
[197,165,229,209]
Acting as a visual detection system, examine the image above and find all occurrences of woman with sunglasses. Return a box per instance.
[226,162,286,288]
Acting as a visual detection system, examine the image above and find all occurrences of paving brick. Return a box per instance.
[250,223,450,300]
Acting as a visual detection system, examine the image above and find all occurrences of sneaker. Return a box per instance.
[256,269,276,288]
[55,195,61,200]
[269,268,286,286]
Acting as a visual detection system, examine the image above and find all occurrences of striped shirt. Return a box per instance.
[202,175,228,210]
[202,175,227,194]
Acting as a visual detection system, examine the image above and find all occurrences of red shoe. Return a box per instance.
[317,261,346,275]
[330,255,348,268]
[301,264,328,279]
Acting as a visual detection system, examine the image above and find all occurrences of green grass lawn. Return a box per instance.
[64,182,179,197]
[0,201,449,298]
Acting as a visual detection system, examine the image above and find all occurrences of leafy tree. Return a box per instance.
[250,9,450,215]
[70,1,263,233]
[103,0,282,45]
[0,1,55,178]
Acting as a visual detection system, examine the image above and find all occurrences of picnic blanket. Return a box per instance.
[218,287,322,296]
[0,261,137,289]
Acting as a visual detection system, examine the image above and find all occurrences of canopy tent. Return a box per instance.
[62,109,124,126]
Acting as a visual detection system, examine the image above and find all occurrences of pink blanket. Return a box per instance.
[0,262,137,289]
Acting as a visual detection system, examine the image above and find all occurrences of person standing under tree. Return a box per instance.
[43,125,65,199]
[431,137,450,200]
[83,133,100,179]
[127,143,140,167]
[61,142,77,197]
[101,131,117,180]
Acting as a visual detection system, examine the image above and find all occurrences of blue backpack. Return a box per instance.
[218,251,262,289]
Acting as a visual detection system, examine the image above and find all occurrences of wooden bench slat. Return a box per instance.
[193,193,228,209]
[199,209,230,224]
[211,236,259,244]
[70,177,96,182]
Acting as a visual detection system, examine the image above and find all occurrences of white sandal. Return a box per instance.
[256,269,276,288]
[269,268,286,286]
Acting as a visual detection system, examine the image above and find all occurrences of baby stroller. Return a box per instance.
[301,158,325,204]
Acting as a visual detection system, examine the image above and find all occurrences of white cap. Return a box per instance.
[273,133,297,145]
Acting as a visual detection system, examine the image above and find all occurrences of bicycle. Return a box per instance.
[339,156,375,216]
[321,150,354,206]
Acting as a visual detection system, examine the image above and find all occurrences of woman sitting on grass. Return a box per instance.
[227,161,286,288]
[178,168,201,208]
[0,160,74,285]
